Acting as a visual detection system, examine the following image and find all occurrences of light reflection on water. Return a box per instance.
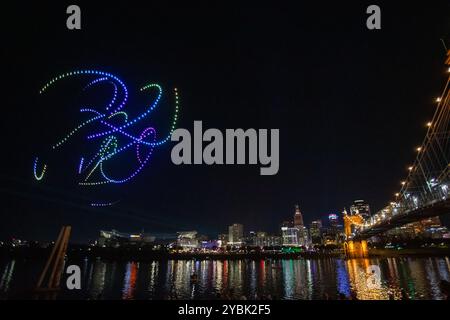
[0,257,449,300]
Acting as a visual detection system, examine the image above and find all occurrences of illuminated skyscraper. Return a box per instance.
[294,204,304,227]
[310,220,322,244]
[298,226,310,247]
[329,214,339,228]
[228,223,244,246]
[350,200,371,220]
[281,225,299,246]
[293,205,309,247]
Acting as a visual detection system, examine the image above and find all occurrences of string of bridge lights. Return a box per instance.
[363,71,449,230]
[397,98,440,190]
[391,68,449,207]
[33,69,181,206]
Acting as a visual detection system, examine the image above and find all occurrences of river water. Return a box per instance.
[1,256,449,300]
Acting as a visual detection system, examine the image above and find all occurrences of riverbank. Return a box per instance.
[369,247,450,257]
[0,247,342,261]
[2,246,450,261]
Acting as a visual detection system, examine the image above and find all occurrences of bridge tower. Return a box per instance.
[342,208,368,258]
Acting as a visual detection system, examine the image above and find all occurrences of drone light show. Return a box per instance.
[33,70,180,206]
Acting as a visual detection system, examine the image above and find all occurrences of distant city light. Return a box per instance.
[428,178,438,188]
[328,214,338,220]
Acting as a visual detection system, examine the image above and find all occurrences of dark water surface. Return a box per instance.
[1,256,449,300]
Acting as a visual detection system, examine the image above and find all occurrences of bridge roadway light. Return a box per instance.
[416,147,422,152]
[408,166,413,171]
[401,181,406,186]
[426,122,432,128]
[436,97,441,103]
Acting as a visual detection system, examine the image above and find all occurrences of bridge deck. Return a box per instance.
[353,198,450,240]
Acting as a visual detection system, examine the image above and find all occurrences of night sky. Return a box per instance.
[1,1,449,243]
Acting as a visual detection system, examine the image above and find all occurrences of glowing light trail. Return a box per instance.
[33,70,181,205]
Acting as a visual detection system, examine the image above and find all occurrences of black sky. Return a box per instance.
[1,1,450,242]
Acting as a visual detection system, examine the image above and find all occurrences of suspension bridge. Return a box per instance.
[344,51,450,257]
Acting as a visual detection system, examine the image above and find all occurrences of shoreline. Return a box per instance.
[1,247,450,261]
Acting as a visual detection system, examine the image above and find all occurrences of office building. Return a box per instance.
[293,205,309,247]
[294,204,304,227]
[350,200,371,220]
[281,225,299,246]
[329,214,339,228]
[310,220,322,244]
[228,223,244,246]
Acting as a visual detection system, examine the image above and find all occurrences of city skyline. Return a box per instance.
[1,2,450,244]
[1,1,450,305]
[5,199,448,246]
[0,199,374,240]
[0,201,360,242]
